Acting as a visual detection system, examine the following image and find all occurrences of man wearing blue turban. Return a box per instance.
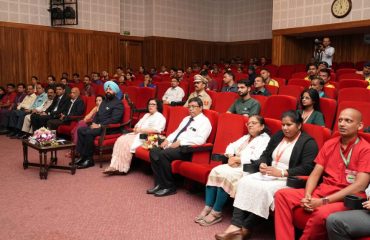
[75,81,124,169]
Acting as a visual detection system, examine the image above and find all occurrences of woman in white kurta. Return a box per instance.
[103,98,166,174]
[195,115,270,226]
[215,110,319,240]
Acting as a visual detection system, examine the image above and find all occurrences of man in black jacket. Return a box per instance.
[46,87,85,130]
[75,81,124,169]
[30,84,69,131]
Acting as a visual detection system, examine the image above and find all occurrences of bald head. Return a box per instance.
[338,108,363,138]
[70,87,80,100]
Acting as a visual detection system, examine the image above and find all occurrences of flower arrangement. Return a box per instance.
[29,127,57,146]
[142,133,166,149]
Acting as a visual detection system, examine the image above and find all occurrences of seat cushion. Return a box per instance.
[178,162,213,184]
[134,146,150,162]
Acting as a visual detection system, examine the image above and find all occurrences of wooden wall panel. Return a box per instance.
[0,22,120,87]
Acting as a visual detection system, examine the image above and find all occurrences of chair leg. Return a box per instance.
[99,148,103,168]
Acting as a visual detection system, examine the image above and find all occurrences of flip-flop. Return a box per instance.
[198,214,223,226]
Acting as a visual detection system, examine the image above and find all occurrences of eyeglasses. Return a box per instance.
[301,96,311,100]
[148,103,157,106]
[188,105,200,109]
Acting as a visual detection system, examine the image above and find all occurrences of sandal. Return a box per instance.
[198,211,223,226]
[103,167,117,175]
[194,206,212,223]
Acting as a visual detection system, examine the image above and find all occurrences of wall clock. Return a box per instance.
[331,0,352,18]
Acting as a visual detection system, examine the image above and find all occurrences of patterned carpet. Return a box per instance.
[0,135,274,240]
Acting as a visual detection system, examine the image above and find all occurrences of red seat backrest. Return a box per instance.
[122,98,131,127]
[291,72,307,79]
[339,79,368,89]
[85,96,97,115]
[338,88,370,104]
[336,68,356,77]
[288,78,311,88]
[123,86,139,105]
[155,81,172,100]
[264,64,279,77]
[165,107,189,137]
[333,101,370,131]
[265,85,279,95]
[278,65,295,80]
[293,64,306,73]
[136,87,156,109]
[264,118,281,135]
[302,123,331,150]
[212,113,247,156]
[212,92,238,113]
[279,85,304,99]
[202,109,219,144]
[261,95,297,120]
[273,77,287,87]
[179,81,189,99]
[319,97,337,129]
[338,73,364,81]
[323,87,337,99]
[252,95,268,112]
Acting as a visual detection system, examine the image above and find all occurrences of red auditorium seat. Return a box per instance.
[287,78,310,88]
[293,64,306,73]
[264,118,282,135]
[277,65,295,80]
[211,92,238,113]
[333,101,370,131]
[339,79,369,89]
[93,98,132,167]
[338,73,364,81]
[57,96,93,137]
[252,95,268,112]
[273,77,287,87]
[323,87,337,99]
[235,72,248,81]
[336,68,356,78]
[179,81,189,99]
[291,72,307,79]
[337,88,370,104]
[278,85,304,99]
[265,85,279,95]
[124,86,139,106]
[302,123,331,150]
[355,61,366,71]
[206,90,218,108]
[261,95,297,120]
[337,61,355,69]
[264,65,279,77]
[319,97,337,129]
[131,87,156,125]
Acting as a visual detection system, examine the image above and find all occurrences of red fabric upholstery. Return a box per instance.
[302,124,331,150]
[333,101,370,131]
[323,87,337,99]
[179,81,189,99]
[265,85,279,95]
[261,95,297,120]
[279,85,304,99]
[136,87,156,109]
[211,92,238,113]
[320,97,337,129]
[273,77,287,87]
[252,95,268,112]
[288,78,311,88]
[339,79,368,89]
[336,68,356,77]
[291,72,307,79]
[293,64,306,73]
[124,86,139,106]
[338,88,370,104]
[338,73,364,81]
[264,65,279,77]
[337,62,355,69]
[278,65,295,80]
[155,82,171,100]
[264,118,282,135]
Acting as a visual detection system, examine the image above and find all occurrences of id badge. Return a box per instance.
[345,169,357,184]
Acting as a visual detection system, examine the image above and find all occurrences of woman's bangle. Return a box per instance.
[281,169,285,178]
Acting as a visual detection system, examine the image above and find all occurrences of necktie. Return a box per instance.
[67,100,75,115]
[53,97,61,112]
[173,117,194,142]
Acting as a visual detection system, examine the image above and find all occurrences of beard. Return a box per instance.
[238,91,248,97]
[106,93,115,100]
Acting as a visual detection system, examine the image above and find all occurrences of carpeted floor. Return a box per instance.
[0,135,274,240]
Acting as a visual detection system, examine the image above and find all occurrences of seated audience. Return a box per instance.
[0,84,18,130]
[222,71,238,93]
[60,78,71,95]
[274,108,370,240]
[0,87,5,101]
[305,63,318,80]
[159,65,169,75]
[251,75,271,96]
[91,72,103,85]
[297,89,325,126]
[30,76,38,92]
[13,83,27,109]
[46,87,85,130]
[103,98,166,175]
[176,68,184,81]
[7,84,37,138]
[318,61,329,71]
[114,67,124,79]
[21,87,54,137]
[318,68,335,88]
[139,73,156,88]
[47,75,56,89]
[125,72,134,84]
[72,73,80,84]
[81,75,96,96]
[247,66,256,84]
[216,110,319,240]
[162,78,185,105]
[310,77,327,98]
[147,97,211,197]
[100,70,110,82]
[184,75,212,109]
[201,70,218,91]
[30,84,69,131]
[326,184,370,240]
[195,115,270,226]
[260,68,279,87]
[227,79,260,117]
[75,81,124,169]
[356,61,370,89]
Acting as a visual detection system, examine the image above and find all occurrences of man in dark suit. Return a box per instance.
[30,84,69,131]
[75,81,124,169]
[46,87,85,130]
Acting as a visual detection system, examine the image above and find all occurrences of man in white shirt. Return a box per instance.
[147,97,212,197]
[162,78,185,105]
[318,37,335,68]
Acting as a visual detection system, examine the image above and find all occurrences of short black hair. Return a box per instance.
[188,97,203,108]
[224,70,235,80]
[55,83,65,90]
[7,83,15,88]
[200,70,209,77]
[73,73,80,77]
[237,79,253,87]
[146,98,163,113]
[48,75,56,81]
[281,110,303,125]
[319,68,331,77]
[300,88,321,111]
[31,76,38,81]
[17,83,26,89]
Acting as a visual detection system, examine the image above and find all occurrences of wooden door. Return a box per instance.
[120,40,143,71]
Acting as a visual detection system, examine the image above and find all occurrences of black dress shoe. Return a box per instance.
[77,159,95,169]
[154,188,176,197]
[146,185,162,194]
[10,133,22,139]
[74,157,86,165]
[7,131,17,137]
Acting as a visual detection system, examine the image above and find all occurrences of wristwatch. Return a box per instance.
[321,197,330,205]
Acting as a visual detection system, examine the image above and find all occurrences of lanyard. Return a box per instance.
[340,138,359,168]
[235,136,253,156]
[275,132,301,165]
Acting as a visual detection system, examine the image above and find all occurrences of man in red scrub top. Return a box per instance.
[274,108,370,240]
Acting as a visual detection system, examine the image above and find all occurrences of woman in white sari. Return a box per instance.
[103,98,166,174]
[215,110,319,240]
[195,115,270,226]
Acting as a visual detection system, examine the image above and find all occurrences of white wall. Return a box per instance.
[0,0,120,33]
[273,0,370,30]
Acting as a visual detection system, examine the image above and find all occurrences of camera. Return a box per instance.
[314,38,324,52]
